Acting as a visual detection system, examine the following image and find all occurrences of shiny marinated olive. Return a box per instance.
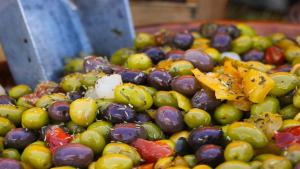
[184,108,211,128]
[0,105,26,125]
[231,35,253,54]
[69,98,97,127]
[250,96,280,115]
[236,23,256,37]
[169,60,194,76]
[4,128,36,150]
[188,127,223,150]
[9,84,32,99]
[224,141,254,162]
[87,120,112,139]
[211,33,232,52]
[270,72,299,96]
[252,36,272,51]
[60,73,82,92]
[216,161,251,169]
[119,70,147,85]
[21,144,52,169]
[2,148,20,160]
[110,48,135,65]
[261,156,292,169]
[148,69,173,90]
[279,104,299,119]
[155,106,184,134]
[242,49,264,62]
[166,49,184,60]
[153,91,177,108]
[171,75,200,96]
[53,144,94,168]
[36,93,68,108]
[95,154,133,169]
[0,117,15,136]
[83,56,113,73]
[142,122,165,140]
[183,49,214,72]
[22,107,49,129]
[134,32,155,50]
[104,103,136,124]
[66,121,86,134]
[191,89,222,112]
[199,23,219,38]
[285,45,300,62]
[0,158,22,169]
[0,95,14,105]
[64,58,84,73]
[196,144,224,167]
[175,137,192,156]
[170,131,190,143]
[110,123,146,144]
[80,130,105,154]
[193,164,212,169]
[204,47,221,63]
[214,103,242,125]
[173,32,194,50]
[48,101,70,122]
[126,53,153,71]
[145,47,166,64]
[135,113,151,124]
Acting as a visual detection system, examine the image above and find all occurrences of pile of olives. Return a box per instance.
[0,22,300,169]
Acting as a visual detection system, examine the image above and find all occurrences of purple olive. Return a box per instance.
[166,49,184,60]
[53,143,94,168]
[173,32,194,50]
[48,101,70,122]
[269,64,292,73]
[217,25,240,38]
[191,89,222,112]
[67,91,83,101]
[134,113,151,124]
[242,49,264,62]
[5,128,36,150]
[148,69,172,90]
[155,106,184,134]
[188,127,223,150]
[196,144,224,167]
[211,33,232,52]
[110,123,147,144]
[119,70,147,85]
[0,158,22,169]
[175,137,192,156]
[183,49,214,72]
[0,95,14,105]
[171,75,200,96]
[83,56,113,74]
[104,103,136,124]
[145,47,166,64]
[199,23,219,38]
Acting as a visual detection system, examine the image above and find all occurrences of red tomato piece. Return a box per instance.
[45,126,72,153]
[131,138,173,163]
[265,46,285,65]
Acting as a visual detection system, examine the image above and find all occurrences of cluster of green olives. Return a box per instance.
[0,22,300,169]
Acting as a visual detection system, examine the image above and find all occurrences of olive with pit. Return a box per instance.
[155,106,184,134]
[173,32,194,50]
[119,70,147,85]
[196,144,224,167]
[95,154,133,169]
[211,33,232,52]
[171,75,200,96]
[53,143,94,168]
[191,89,222,112]
[188,127,223,150]
[87,120,112,139]
[104,103,136,124]
[48,101,70,122]
[224,141,254,162]
[169,60,194,76]
[5,128,36,150]
[214,103,242,125]
[141,122,165,140]
[183,49,214,72]
[145,47,166,64]
[147,69,173,90]
[21,107,49,130]
[110,123,147,144]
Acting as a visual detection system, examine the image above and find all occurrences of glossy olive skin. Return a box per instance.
[134,113,151,124]
[48,101,70,122]
[196,144,224,167]
[173,32,194,50]
[104,103,136,124]
[0,158,22,169]
[191,89,222,112]
[83,56,112,74]
[155,106,184,134]
[199,23,219,38]
[175,137,192,156]
[5,128,36,150]
[53,144,94,168]
[242,49,264,62]
[188,127,223,150]
[145,47,166,64]
[171,75,200,96]
[211,33,232,52]
[67,91,83,101]
[0,95,14,105]
[147,69,172,90]
[166,49,184,60]
[224,141,254,162]
[183,49,214,72]
[119,70,147,85]
[110,123,147,144]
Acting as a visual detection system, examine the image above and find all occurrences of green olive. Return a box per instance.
[70,98,97,127]
[270,72,299,96]
[193,165,212,169]
[261,156,292,169]
[285,45,300,62]
[170,131,189,143]
[214,103,242,125]
[95,154,133,169]
[9,84,32,99]
[249,161,262,169]
[103,142,141,165]
[0,105,26,125]
[70,134,81,144]
[66,121,86,134]
[110,48,135,65]
[224,141,254,162]
[184,154,197,167]
[36,93,68,108]
[0,117,15,136]
[126,53,153,70]
[87,120,112,139]
[60,73,82,92]
[169,60,194,76]
[283,143,300,164]
[236,24,256,37]
[88,162,96,169]
[114,83,153,111]
[142,122,165,140]
[250,96,280,115]
[134,32,155,50]
[21,162,33,169]
[227,122,268,148]
[21,144,52,169]
[254,154,278,161]
[0,137,4,153]
[64,58,84,73]
[31,141,47,147]
[80,130,105,154]
[216,161,251,169]
[252,36,272,51]
[293,89,300,108]
[153,91,177,108]
[184,108,211,128]
[231,35,253,54]
[139,85,157,96]
[279,104,299,119]
[204,47,221,62]
[81,72,105,87]
[16,97,33,108]
[2,148,20,160]
[21,107,49,130]
[281,119,300,130]
[169,91,192,112]
[146,109,157,119]
[154,156,173,169]
[269,33,286,43]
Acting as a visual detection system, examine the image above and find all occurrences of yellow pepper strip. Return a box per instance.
[169,91,192,112]
[242,69,275,103]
